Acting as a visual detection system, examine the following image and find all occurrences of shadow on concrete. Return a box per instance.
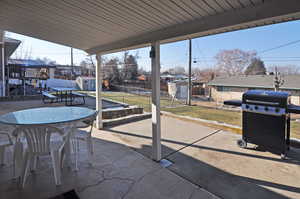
[104,128,300,166]
[139,144,299,199]
[102,128,300,199]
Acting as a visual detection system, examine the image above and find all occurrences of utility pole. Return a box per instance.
[188,39,192,106]
[71,47,74,79]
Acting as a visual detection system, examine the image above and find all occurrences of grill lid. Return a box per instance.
[242,90,289,107]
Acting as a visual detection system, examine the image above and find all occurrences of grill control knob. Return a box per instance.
[245,105,249,109]
[254,106,258,110]
[264,107,269,111]
[275,108,280,112]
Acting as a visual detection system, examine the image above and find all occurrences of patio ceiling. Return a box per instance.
[0,0,300,54]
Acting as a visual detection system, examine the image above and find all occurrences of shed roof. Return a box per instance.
[1,0,300,54]
[208,75,300,90]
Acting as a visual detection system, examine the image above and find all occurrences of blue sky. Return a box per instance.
[7,19,300,72]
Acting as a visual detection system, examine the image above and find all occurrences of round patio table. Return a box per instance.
[0,106,97,178]
[0,106,96,126]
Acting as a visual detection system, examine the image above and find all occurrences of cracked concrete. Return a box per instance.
[0,128,219,199]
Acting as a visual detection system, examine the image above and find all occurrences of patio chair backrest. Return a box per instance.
[13,125,66,154]
[86,111,98,133]
[78,111,98,131]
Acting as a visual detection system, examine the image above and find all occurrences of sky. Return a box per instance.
[6,19,300,72]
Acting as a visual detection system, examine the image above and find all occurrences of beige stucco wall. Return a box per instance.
[289,90,300,105]
[210,86,300,105]
[49,68,55,79]
[210,87,245,104]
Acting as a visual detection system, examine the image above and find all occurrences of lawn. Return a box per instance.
[84,91,184,112]
[84,91,300,139]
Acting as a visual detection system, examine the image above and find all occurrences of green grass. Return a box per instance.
[84,91,183,112]
[291,122,300,139]
[83,91,300,139]
[163,106,242,126]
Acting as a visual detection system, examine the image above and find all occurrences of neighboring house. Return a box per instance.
[0,37,21,96]
[208,75,300,105]
[7,59,57,95]
[55,65,95,79]
[8,59,56,80]
[55,65,82,79]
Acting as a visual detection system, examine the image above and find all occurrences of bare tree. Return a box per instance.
[80,56,96,76]
[215,49,257,76]
[120,51,139,80]
[36,57,57,65]
[268,65,300,75]
[273,67,284,91]
[193,67,219,82]
[12,40,32,60]
[168,66,186,75]
[103,58,120,83]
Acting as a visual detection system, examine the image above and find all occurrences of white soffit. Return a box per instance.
[0,0,300,55]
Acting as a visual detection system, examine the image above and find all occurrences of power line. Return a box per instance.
[258,39,300,54]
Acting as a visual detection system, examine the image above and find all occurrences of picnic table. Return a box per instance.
[42,87,85,106]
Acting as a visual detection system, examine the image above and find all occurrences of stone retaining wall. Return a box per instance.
[102,106,143,119]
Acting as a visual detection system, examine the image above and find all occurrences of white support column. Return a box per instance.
[151,41,161,161]
[0,30,5,97]
[95,54,103,129]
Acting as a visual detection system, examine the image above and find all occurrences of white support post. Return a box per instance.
[151,41,161,161]
[0,30,5,97]
[95,54,103,129]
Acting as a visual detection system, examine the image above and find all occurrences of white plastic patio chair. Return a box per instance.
[12,125,70,187]
[72,111,98,169]
[0,131,13,166]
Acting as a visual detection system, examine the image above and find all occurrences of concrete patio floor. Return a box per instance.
[102,117,300,199]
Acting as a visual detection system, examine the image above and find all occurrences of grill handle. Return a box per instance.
[224,100,242,107]
[245,99,279,106]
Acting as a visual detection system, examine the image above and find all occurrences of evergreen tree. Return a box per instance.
[244,58,266,75]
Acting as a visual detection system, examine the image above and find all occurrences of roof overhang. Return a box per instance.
[4,37,21,58]
[1,0,300,55]
[87,0,300,54]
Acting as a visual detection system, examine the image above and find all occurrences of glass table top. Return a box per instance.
[0,107,96,125]
[51,87,77,92]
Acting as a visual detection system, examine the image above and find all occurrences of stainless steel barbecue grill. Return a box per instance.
[224,90,300,158]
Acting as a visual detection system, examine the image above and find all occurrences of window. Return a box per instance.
[216,86,224,92]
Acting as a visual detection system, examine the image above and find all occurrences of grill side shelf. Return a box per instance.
[287,104,300,114]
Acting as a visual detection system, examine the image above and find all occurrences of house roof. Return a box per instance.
[1,1,300,54]
[207,75,300,90]
[4,37,21,58]
[8,59,56,68]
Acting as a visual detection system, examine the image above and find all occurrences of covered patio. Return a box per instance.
[0,99,299,199]
[1,0,300,198]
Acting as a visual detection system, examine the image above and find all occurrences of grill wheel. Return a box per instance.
[237,139,247,148]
